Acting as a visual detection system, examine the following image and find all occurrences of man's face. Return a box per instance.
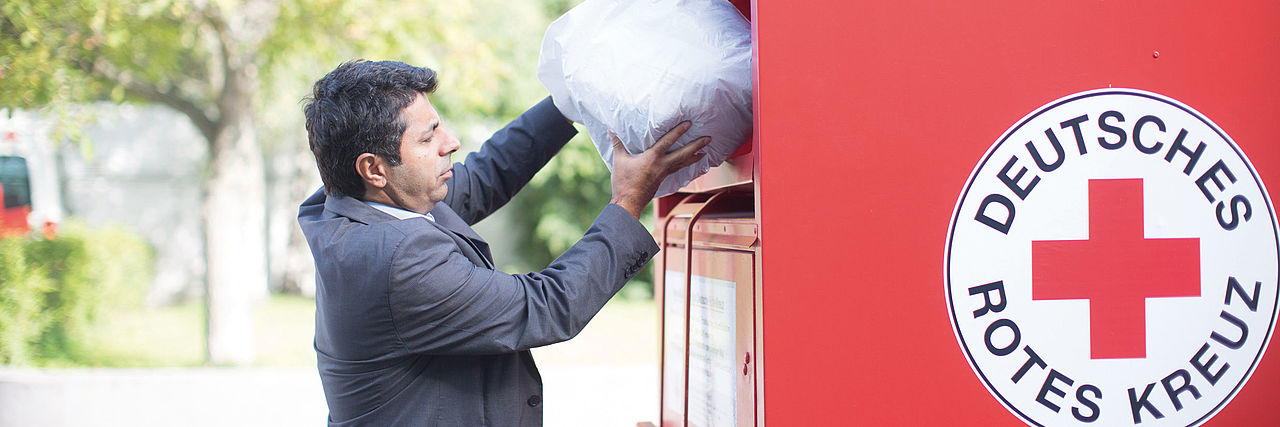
[383,93,461,213]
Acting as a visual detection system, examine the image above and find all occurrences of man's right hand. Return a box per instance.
[609,121,711,219]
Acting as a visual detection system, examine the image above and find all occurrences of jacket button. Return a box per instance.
[527,395,541,407]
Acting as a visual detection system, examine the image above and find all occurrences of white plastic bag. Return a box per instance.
[538,0,753,197]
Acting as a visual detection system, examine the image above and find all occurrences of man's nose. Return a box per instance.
[442,132,461,155]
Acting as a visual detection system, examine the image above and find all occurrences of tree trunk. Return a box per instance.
[284,149,317,297]
[203,68,267,365]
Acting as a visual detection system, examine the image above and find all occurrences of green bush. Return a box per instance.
[507,132,656,300]
[0,221,152,365]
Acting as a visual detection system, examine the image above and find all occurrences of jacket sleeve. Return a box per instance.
[387,204,658,355]
[443,96,577,225]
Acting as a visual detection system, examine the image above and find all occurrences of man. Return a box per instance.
[298,60,709,426]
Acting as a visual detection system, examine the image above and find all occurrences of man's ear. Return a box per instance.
[355,153,388,189]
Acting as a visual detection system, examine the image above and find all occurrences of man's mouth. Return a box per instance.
[440,165,453,179]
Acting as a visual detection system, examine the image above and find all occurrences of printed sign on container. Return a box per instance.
[946,89,1278,426]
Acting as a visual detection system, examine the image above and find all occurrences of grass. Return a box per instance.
[250,294,318,366]
[74,299,205,367]
[66,293,655,367]
[73,294,316,367]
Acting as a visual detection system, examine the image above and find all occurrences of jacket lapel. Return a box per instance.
[429,203,495,268]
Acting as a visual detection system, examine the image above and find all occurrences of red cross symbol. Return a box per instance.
[1032,178,1201,359]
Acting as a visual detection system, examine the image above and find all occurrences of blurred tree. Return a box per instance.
[2,0,277,365]
[0,0,555,365]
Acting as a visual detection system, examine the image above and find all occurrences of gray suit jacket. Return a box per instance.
[298,98,659,426]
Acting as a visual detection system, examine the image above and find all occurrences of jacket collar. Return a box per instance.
[322,189,486,243]
[324,190,394,225]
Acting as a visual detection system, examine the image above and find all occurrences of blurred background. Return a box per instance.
[0,0,659,425]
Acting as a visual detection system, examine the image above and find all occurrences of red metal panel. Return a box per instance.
[753,1,1280,425]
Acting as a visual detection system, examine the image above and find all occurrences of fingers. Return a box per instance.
[651,121,693,153]
[611,122,709,172]
[664,136,711,171]
[670,135,711,157]
[609,132,628,155]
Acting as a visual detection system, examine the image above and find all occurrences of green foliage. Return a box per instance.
[258,0,555,151]
[0,221,152,365]
[0,0,207,108]
[0,238,52,365]
[1,0,556,143]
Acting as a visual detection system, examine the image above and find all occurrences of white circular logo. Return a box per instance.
[945,89,1279,426]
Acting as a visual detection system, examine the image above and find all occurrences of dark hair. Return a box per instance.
[303,60,438,198]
